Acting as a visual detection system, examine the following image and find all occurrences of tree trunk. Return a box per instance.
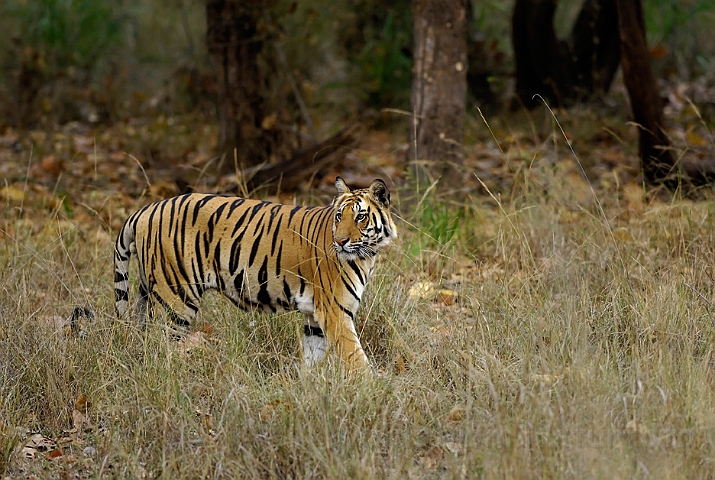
[206,0,286,170]
[410,0,468,185]
[571,0,621,95]
[512,0,619,108]
[512,0,571,107]
[614,0,677,184]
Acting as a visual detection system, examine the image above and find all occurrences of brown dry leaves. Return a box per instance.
[176,326,220,357]
[259,399,292,422]
[407,281,461,308]
[14,393,98,470]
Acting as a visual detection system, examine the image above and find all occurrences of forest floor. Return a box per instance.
[3,78,715,478]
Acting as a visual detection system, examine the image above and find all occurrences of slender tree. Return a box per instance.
[614,0,677,184]
[206,0,294,171]
[410,0,468,185]
[512,0,620,107]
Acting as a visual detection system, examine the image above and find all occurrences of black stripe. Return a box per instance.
[305,208,320,238]
[207,203,226,246]
[203,231,211,258]
[314,207,332,244]
[191,261,202,296]
[248,202,267,223]
[299,269,306,295]
[297,211,309,244]
[193,231,205,290]
[341,275,360,301]
[287,205,301,226]
[227,198,247,217]
[347,260,365,285]
[171,207,193,297]
[168,196,180,237]
[114,271,128,283]
[192,195,213,225]
[230,206,251,236]
[378,209,390,237]
[229,240,242,274]
[266,204,281,231]
[337,300,355,319]
[115,288,128,302]
[248,226,265,267]
[145,202,159,247]
[257,256,275,312]
[275,241,282,276]
[283,278,292,303]
[233,270,244,296]
[213,238,222,276]
[271,214,282,255]
[304,325,324,337]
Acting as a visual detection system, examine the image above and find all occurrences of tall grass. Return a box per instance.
[3,161,715,478]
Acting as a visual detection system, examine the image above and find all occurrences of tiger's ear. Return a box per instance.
[368,179,390,208]
[335,176,350,195]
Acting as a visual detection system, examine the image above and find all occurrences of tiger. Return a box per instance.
[114,177,397,371]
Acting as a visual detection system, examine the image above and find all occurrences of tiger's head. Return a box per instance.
[331,177,398,261]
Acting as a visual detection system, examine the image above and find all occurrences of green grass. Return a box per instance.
[4,156,715,478]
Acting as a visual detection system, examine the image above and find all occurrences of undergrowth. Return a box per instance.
[4,145,715,478]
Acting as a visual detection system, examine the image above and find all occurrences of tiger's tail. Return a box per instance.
[114,214,137,317]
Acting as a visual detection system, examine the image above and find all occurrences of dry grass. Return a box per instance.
[3,153,715,479]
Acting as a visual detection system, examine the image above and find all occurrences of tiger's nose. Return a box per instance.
[335,237,349,246]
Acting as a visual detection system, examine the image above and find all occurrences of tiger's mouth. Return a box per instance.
[333,241,378,260]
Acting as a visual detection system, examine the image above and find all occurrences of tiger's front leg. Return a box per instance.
[314,302,370,371]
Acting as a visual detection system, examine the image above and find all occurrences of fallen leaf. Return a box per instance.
[261,113,277,130]
[195,408,214,429]
[418,445,443,469]
[393,354,406,374]
[530,367,570,387]
[259,399,290,422]
[446,404,467,423]
[0,185,25,202]
[686,130,708,147]
[625,419,650,437]
[75,394,90,412]
[408,281,435,299]
[83,446,97,457]
[435,289,458,306]
[20,434,55,458]
[649,44,667,59]
[40,154,64,175]
[177,331,208,356]
[47,448,64,459]
[72,409,88,432]
[444,442,462,455]
[430,325,452,337]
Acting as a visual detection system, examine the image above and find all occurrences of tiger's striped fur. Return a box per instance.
[114,178,397,371]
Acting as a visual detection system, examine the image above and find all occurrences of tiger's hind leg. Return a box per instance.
[135,283,150,330]
[145,284,200,337]
[302,315,328,367]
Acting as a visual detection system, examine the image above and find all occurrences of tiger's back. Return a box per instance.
[114,178,397,370]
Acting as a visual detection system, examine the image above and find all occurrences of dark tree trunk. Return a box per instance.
[571,0,621,95]
[410,0,468,185]
[512,0,571,107]
[614,0,677,184]
[206,0,289,170]
[512,0,619,107]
